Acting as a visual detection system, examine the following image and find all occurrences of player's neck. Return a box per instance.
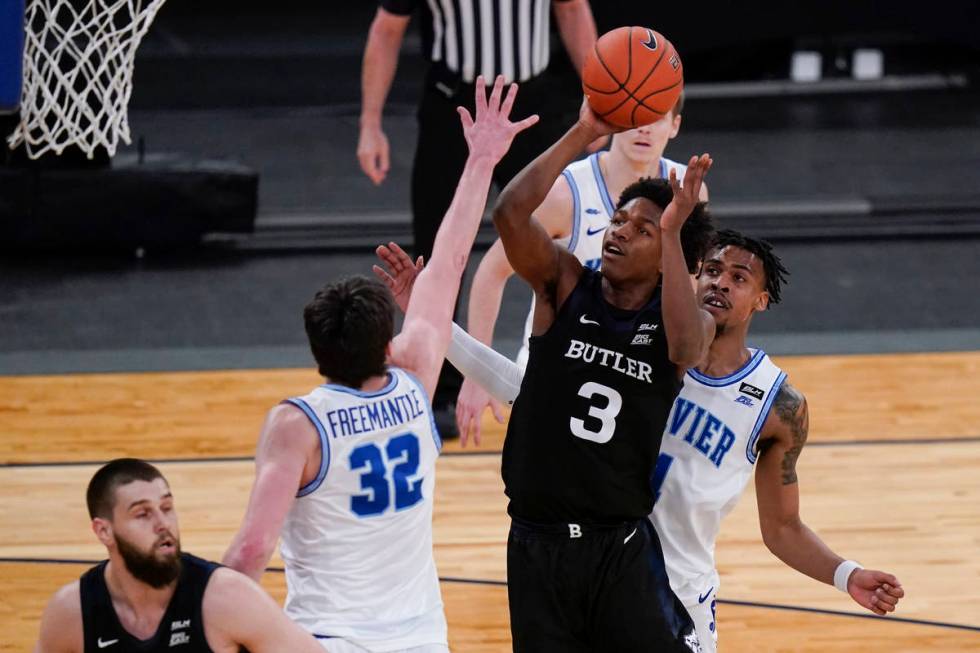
[698,328,751,377]
[602,148,663,199]
[104,558,176,616]
[600,273,660,311]
[326,371,390,393]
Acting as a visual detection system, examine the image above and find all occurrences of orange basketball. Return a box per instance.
[582,26,684,129]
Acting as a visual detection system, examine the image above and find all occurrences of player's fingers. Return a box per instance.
[371,265,395,287]
[456,403,473,447]
[870,592,896,613]
[415,256,424,271]
[488,74,505,113]
[881,583,905,599]
[490,399,506,424]
[513,114,540,134]
[457,106,475,132]
[387,241,409,262]
[871,571,901,588]
[874,587,900,608]
[474,75,487,118]
[500,82,518,118]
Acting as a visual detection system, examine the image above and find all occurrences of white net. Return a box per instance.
[7,0,166,159]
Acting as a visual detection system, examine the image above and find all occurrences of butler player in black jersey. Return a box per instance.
[33,458,325,653]
[491,98,715,652]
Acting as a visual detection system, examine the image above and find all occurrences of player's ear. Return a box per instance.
[668,113,681,139]
[92,517,113,547]
[754,291,770,312]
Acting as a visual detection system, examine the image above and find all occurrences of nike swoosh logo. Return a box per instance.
[579,315,600,326]
[641,28,658,52]
[623,527,638,544]
[698,587,714,604]
[586,225,606,236]
[98,638,119,648]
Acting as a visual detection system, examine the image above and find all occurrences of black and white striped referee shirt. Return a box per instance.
[381,0,573,83]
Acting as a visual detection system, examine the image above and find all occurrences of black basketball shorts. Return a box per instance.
[507,517,700,653]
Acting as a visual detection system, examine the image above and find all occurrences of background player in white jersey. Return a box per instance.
[456,94,708,444]
[221,76,538,653]
[375,229,906,653]
[652,229,904,651]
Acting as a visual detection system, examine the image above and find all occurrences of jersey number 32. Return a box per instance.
[349,433,424,517]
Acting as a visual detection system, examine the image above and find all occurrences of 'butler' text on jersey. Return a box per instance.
[502,268,682,524]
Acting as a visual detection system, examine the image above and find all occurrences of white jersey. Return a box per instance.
[515,152,688,369]
[280,367,447,651]
[650,349,786,605]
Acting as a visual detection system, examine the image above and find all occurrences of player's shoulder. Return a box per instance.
[38,580,83,649]
[48,579,82,615]
[762,376,808,440]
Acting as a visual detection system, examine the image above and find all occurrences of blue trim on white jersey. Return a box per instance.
[285,398,332,497]
[399,369,442,453]
[563,169,582,254]
[321,372,397,398]
[686,349,765,387]
[659,158,667,179]
[746,371,788,464]
[589,152,616,217]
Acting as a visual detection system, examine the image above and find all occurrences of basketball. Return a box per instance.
[582,26,684,129]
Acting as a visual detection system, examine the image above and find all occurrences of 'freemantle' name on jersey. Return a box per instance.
[322,390,425,439]
[564,338,654,383]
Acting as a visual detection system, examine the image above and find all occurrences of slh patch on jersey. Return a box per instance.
[739,382,765,400]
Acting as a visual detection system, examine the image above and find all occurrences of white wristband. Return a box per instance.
[833,560,863,593]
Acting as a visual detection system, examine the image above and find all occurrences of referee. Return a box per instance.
[357,0,598,435]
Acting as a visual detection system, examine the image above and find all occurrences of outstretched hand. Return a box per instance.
[848,569,905,616]
[660,154,712,233]
[373,242,423,314]
[458,75,540,165]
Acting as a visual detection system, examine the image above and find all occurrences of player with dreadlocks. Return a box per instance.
[650,228,905,651]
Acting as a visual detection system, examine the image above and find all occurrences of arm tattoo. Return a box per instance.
[772,383,809,485]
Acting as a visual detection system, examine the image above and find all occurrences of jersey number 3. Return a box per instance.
[570,382,623,444]
[349,433,424,517]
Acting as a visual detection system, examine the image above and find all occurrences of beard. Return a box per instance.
[114,532,182,588]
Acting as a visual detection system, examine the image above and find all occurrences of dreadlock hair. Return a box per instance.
[616,177,715,273]
[709,229,789,305]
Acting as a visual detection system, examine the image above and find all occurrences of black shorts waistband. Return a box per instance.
[510,516,640,538]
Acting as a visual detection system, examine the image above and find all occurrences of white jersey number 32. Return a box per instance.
[569,381,622,443]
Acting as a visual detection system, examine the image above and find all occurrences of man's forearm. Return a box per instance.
[406,155,496,332]
[764,519,844,586]
[466,244,514,344]
[554,0,597,75]
[661,230,709,366]
[495,121,594,232]
[360,12,406,127]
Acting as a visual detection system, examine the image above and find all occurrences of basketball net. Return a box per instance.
[7,0,166,160]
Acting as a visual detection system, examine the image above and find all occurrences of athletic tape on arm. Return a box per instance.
[446,324,523,404]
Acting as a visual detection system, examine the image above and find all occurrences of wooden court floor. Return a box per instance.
[2,351,979,652]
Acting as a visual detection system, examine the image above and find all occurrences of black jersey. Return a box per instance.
[80,553,220,653]
[502,268,681,524]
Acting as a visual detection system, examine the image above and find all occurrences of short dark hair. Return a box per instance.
[616,177,715,273]
[304,276,395,387]
[709,229,789,304]
[87,458,166,520]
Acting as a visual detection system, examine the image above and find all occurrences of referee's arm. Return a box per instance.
[553,0,597,76]
[358,4,412,185]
